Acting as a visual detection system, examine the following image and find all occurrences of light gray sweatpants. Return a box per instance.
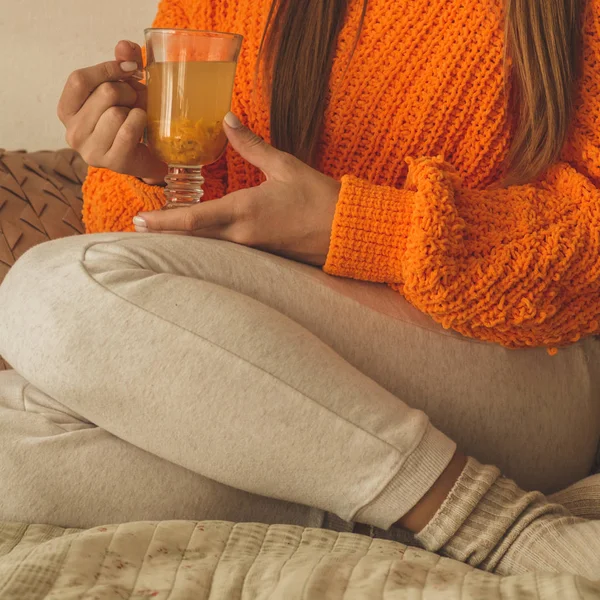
[1,233,599,529]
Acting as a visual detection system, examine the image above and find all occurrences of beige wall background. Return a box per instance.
[0,0,158,151]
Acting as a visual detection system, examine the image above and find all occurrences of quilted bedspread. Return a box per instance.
[1,520,599,599]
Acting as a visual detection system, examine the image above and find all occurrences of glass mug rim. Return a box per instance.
[144,27,243,43]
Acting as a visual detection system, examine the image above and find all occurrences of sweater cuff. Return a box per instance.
[82,167,166,233]
[127,176,167,212]
[323,175,413,283]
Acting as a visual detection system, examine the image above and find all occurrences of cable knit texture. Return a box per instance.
[83,0,600,349]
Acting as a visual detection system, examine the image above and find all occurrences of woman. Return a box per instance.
[1,0,600,579]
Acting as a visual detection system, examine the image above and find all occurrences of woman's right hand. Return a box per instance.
[58,40,167,184]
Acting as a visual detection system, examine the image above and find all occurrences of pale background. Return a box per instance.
[0,0,158,151]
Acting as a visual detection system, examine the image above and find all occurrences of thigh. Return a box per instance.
[3,233,599,493]
[96,233,599,493]
[0,369,321,529]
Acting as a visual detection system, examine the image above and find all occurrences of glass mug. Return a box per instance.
[144,28,243,208]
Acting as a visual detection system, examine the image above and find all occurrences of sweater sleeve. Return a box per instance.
[82,0,228,234]
[324,2,600,350]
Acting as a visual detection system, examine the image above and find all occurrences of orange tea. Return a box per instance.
[146,61,237,166]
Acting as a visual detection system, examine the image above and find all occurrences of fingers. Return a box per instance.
[106,108,166,178]
[80,106,131,161]
[58,40,165,182]
[58,60,141,123]
[114,40,145,84]
[65,82,138,149]
[107,107,147,159]
[114,40,143,66]
[136,196,237,234]
[223,112,287,175]
[79,107,164,180]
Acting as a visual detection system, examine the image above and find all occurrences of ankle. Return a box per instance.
[396,451,468,534]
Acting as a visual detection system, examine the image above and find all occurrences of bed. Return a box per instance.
[2,520,600,599]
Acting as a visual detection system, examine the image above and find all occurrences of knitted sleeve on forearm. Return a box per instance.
[82,0,228,234]
[324,157,600,349]
[324,2,600,350]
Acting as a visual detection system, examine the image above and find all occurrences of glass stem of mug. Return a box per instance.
[163,165,205,209]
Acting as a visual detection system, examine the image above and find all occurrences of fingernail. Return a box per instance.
[133,215,147,226]
[224,112,242,128]
[121,61,138,72]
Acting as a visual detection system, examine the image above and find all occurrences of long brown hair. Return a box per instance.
[505,0,583,184]
[261,0,584,184]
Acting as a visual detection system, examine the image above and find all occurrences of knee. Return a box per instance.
[1,242,61,329]
[2,235,85,293]
[0,238,76,360]
[0,234,124,366]
[2,241,49,291]
[2,233,129,296]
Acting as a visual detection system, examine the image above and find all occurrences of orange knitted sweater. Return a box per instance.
[83,0,600,350]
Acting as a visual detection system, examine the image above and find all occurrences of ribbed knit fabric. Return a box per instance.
[83,0,600,349]
[354,424,456,528]
[416,458,600,579]
[549,475,600,520]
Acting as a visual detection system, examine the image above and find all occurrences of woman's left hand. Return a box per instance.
[133,113,341,266]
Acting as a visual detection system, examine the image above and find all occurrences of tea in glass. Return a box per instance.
[144,29,242,208]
